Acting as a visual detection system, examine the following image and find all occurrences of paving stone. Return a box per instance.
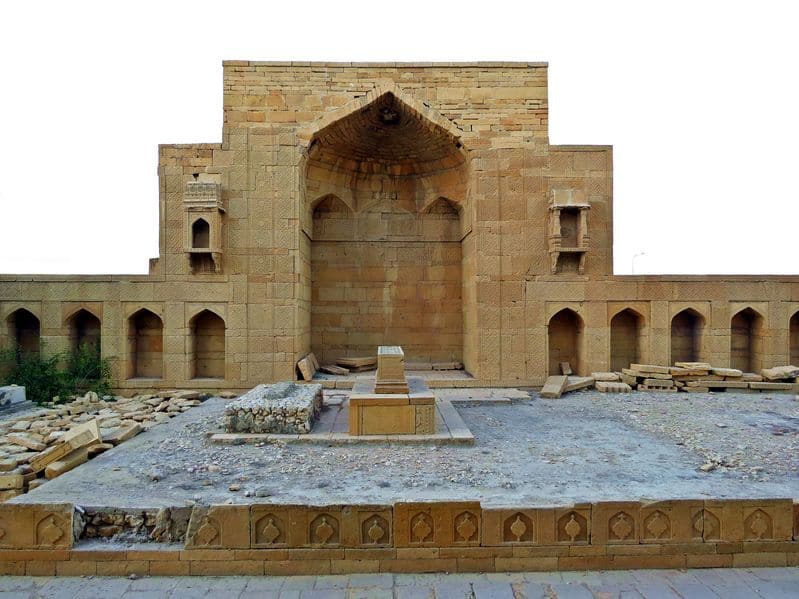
[280,577,318,591]
[244,578,285,591]
[313,575,349,590]
[346,589,392,599]
[130,577,180,592]
[472,581,515,599]
[433,582,472,598]
[347,574,393,589]
[393,587,434,599]
[630,584,681,599]
[549,583,594,599]
[518,583,548,599]
[239,592,279,599]
[297,589,346,599]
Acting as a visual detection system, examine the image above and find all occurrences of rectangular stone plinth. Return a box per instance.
[225,382,322,434]
[375,346,409,394]
[350,377,435,435]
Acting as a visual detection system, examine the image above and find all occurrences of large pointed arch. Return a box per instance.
[301,81,470,368]
[548,308,584,375]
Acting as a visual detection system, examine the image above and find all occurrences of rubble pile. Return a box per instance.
[0,389,211,501]
[592,363,799,393]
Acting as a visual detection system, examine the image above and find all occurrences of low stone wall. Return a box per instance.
[224,383,322,434]
[1,498,798,575]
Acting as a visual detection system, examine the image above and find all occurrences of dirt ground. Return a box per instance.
[12,389,799,509]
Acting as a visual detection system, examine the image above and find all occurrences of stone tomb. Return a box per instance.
[349,346,436,435]
[224,382,322,434]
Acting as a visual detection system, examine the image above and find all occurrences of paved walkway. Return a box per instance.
[0,568,797,598]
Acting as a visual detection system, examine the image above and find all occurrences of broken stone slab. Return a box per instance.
[760,365,799,381]
[749,381,794,391]
[630,364,671,374]
[674,362,712,370]
[0,473,24,490]
[596,381,632,393]
[103,423,142,445]
[564,376,595,392]
[4,432,46,452]
[642,378,675,388]
[682,386,710,393]
[540,375,568,399]
[711,368,743,378]
[591,372,620,382]
[44,446,89,479]
[559,362,573,375]
[29,419,101,473]
[319,364,349,375]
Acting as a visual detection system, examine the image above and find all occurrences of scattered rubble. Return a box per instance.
[0,389,212,501]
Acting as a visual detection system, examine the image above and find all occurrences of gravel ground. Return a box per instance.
[13,389,799,508]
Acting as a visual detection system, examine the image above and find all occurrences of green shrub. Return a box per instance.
[0,344,113,405]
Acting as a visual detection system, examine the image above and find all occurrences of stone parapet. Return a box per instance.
[0,498,797,574]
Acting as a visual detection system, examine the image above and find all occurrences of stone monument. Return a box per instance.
[349,346,436,435]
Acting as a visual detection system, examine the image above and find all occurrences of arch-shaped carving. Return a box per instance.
[6,308,40,357]
[670,308,705,364]
[548,308,584,375]
[127,308,163,379]
[66,308,101,354]
[730,307,765,372]
[189,309,225,379]
[610,308,644,371]
[557,510,588,543]
[191,217,210,249]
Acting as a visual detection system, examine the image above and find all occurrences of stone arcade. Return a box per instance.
[2,61,799,393]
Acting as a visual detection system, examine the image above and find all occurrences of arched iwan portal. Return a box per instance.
[7,309,40,357]
[127,309,163,378]
[190,310,225,379]
[730,308,764,373]
[791,312,799,366]
[548,309,583,375]
[303,89,468,365]
[610,309,643,372]
[670,309,704,364]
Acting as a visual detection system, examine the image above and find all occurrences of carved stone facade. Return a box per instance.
[2,62,798,392]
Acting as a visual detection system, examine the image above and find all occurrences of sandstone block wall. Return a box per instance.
[1,63,798,392]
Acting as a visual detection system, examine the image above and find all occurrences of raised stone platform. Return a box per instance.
[349,376,436,436]
[224,383,322,434]
[212,395,472,445]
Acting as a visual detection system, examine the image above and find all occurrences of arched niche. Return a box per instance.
[67,309,101,354]
[670,309,705,364]
[730,307,764,372]
[6,308,40,357]
[610,308,644,371]
[189,310,225,379]
[302,88,469,366]
[127,309,163,378]
[548,308,584,375]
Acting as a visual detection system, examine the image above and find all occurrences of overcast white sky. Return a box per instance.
[1,1,797,275]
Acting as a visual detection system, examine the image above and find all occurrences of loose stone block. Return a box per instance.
[712,368,743,378]
[540,376,568,399]
[761,366,799,380]
[225,382,323,434]
[44,447,89,479]
[631,364,671,374]
[596,381,631,393]
[591,372,620,382]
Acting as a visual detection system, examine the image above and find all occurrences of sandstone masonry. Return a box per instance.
[1,62,798,392]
